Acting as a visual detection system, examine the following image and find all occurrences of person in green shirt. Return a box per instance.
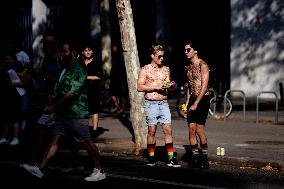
[22,41,106,181]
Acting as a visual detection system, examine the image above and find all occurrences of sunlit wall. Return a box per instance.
[231,0,284,98]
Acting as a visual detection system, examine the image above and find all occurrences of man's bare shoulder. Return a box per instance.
[200,59,209,68]
[141,64,152,70]
[162,66,170,72]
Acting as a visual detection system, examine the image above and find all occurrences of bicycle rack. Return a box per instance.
[224,89,246,121]
[256,91,278,124]
[209,89,217,114]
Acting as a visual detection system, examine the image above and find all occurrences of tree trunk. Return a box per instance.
[116,0,147,151]
[100,0,112,89]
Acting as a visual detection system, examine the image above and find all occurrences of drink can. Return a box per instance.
[216,147,221,156]
[221,147,225,156]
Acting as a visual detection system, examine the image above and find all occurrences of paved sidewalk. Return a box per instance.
[96,109,284,172]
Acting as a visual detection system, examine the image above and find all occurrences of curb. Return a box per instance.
[97,143,284,172]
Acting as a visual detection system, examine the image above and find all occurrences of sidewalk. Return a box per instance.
[95,109,284,172]
[0,107,283,173]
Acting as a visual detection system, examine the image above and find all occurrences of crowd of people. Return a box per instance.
[0,33,211,181]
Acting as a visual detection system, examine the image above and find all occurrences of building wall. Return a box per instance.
[231,0,284,98]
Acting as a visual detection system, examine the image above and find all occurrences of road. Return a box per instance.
[1,153,283,189]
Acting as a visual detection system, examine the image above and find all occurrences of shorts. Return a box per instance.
[144,99,171,126]
[187,95,210,125]
[52,116,91,141]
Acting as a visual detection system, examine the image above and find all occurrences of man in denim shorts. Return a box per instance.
[137,44,180,167]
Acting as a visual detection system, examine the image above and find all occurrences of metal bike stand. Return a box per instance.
[256,91,278,124]
[224,89,246,121]
[209,89,217,114]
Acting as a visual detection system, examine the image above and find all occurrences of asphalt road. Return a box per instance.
[1,153,283,189]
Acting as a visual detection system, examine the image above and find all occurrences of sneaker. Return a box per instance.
[22,164,44,178]
[0,138,8,145]
[147,156,156,166]
[84,168,106,181]
[9,138,19,146]
[166,157,181,168]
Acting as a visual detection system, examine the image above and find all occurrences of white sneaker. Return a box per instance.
[0,138,8,144]
[9,138,19,146]
[84,168,106,181]
[22,164,44,178]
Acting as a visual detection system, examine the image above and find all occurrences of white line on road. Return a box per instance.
[107,173,226,189]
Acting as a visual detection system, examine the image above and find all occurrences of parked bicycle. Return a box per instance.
[208,88,233,118]
[176,85,233,118]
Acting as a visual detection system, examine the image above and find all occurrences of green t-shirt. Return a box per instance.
[53,60,90,119]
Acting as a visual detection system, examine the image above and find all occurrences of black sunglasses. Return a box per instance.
[185,48,192,53]
[158,55,164,59]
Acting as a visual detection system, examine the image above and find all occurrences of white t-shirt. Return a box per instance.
[7,69,26,96]
[16,51,30,66]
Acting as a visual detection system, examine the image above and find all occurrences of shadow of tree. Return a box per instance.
[116,113,135,143]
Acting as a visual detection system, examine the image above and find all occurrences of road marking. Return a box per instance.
[235,144,249,147]
[107,173,226,189]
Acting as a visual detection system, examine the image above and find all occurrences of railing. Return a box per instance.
[209,88,217,114]
[224,89,246,121]
[256,91,278,124]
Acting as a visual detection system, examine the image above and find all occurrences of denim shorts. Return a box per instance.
[144,99,171,126]
[52,116,91,141]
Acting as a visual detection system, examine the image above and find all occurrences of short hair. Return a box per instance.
[184,40,197,50]
[150,44,164,55]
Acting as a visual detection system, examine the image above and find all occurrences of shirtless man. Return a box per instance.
[137,44,180,167]
[183,41,210,169]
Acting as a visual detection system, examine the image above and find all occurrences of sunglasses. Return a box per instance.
[158,55,164,59]
[185,48,192,53]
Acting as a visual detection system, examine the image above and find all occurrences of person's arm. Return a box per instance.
[191,62,209,109]
[185,83,190,105]
[47,92,76,113]
[88,63,103,80]
[87,76,101,80]
[137,68,162,92]
[48,65,87,113]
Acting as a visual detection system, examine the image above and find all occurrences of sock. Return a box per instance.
[200,143,208,156]
[165,142,174,160]
[147,143,155,157]
[191,144,199,158]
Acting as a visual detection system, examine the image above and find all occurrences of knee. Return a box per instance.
[196,126,205,135]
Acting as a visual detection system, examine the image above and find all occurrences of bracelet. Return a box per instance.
[181,104,187,111]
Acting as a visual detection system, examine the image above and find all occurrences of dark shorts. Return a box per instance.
[52,116,91,141]
[187,95,210,125]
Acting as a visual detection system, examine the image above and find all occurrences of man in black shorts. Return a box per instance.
[182,41,210,169]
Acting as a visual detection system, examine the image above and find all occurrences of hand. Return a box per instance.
[183,110,187,118]
[189,102,198,111]
[162,81,177,90]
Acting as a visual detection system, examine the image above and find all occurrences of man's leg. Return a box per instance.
[196,124,209,169]
[188,123,200,168]
[83,139,106,181]
[147,125,157,166]
[163,124,181,167]
[40,135,61,168]
[21,135,61,178]
[92,113,99,130]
